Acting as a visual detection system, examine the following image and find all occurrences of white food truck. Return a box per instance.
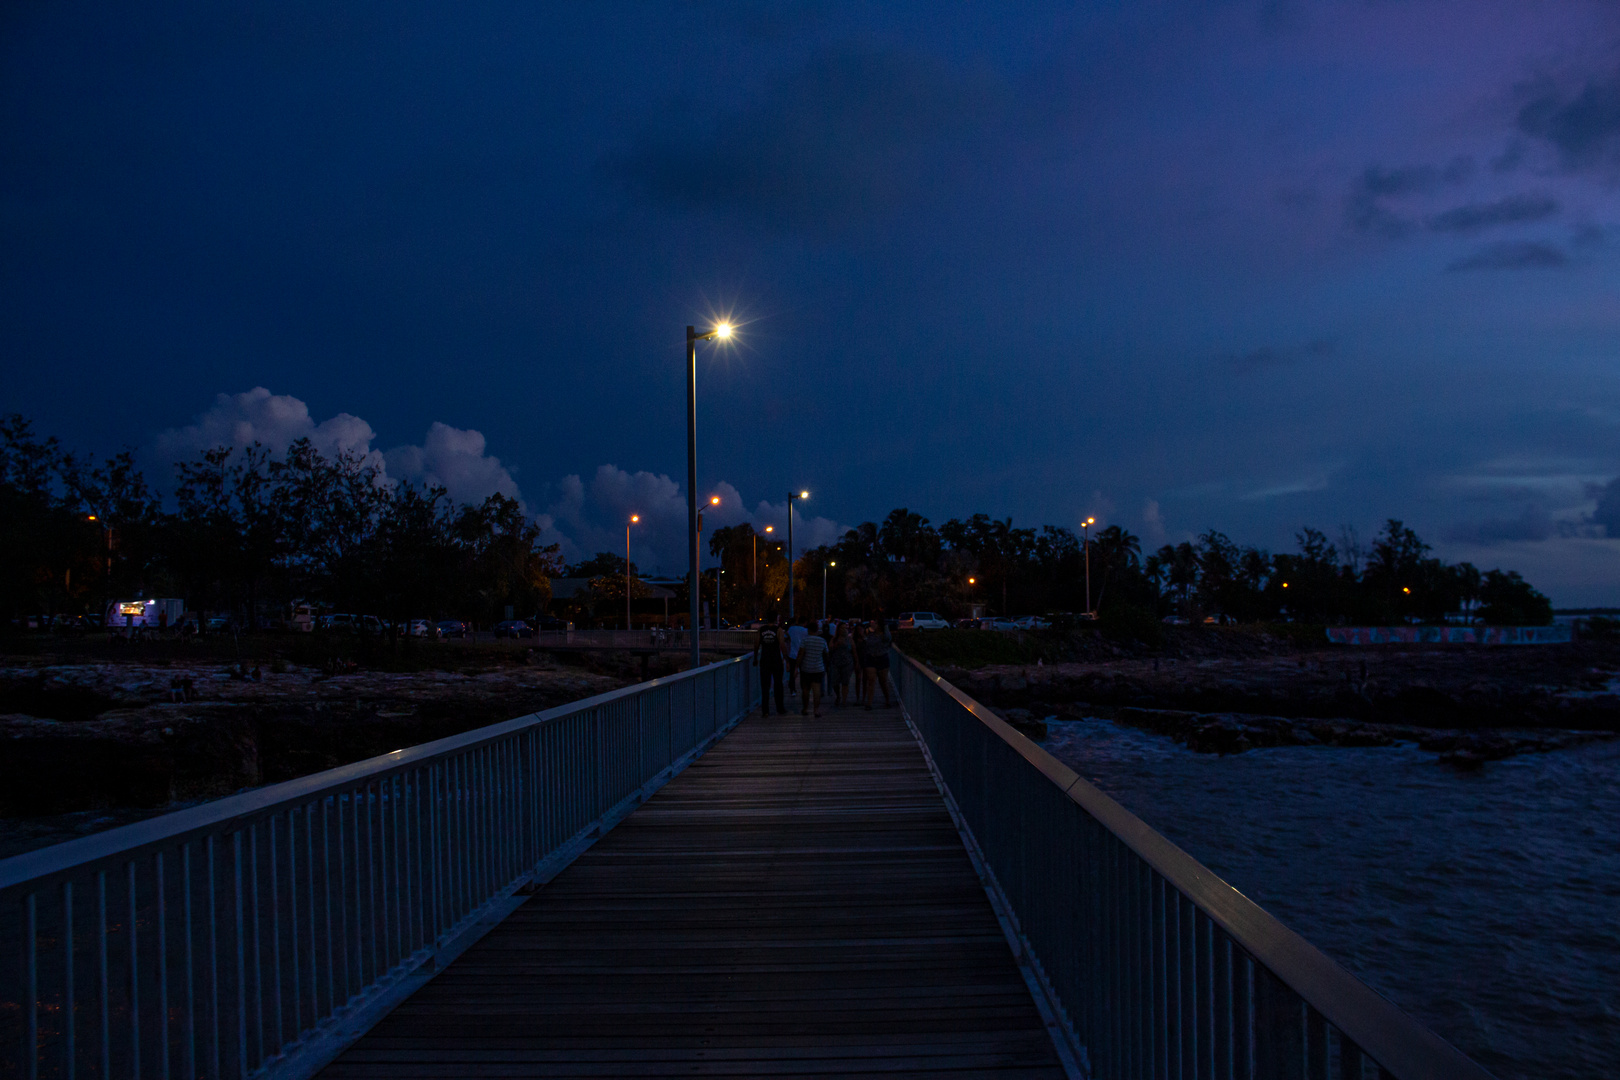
[104,598,186,637]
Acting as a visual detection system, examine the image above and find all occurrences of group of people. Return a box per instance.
[752,613,897,718]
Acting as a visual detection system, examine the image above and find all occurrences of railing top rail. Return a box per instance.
[897,651,1494,1080]
[0,653,749,896]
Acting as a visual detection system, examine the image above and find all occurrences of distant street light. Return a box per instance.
[787,491,809,620]
[1082,517,1096,616]
[626,514,640,632]
[685,322,733,668]
[823,561,835,621]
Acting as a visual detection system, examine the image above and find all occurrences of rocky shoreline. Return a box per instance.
[0,650,655,855]
[939,642,1620,767]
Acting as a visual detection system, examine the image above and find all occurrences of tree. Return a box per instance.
[1478,570,1552,626]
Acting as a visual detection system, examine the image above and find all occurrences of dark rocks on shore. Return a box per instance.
[0,660,631,819]
[931,648,1620,767]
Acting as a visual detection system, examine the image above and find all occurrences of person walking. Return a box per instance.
[859,619,895,710]
[828,623,855,707]
[797,620,828,717]
[754,612,787,716]
[785,616,809,696]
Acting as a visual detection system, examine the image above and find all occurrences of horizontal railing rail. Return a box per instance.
[1,654,757,1080]
[892,651,1495,1080]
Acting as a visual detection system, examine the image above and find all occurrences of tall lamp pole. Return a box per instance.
[1082,516,1096,616]
[787,491,808,621]
[758,525,773,619]
[626,514,639,632]
[685,322,732,669]
[823,561,835,621]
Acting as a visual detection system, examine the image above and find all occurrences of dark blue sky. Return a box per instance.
[4,1,1620,600]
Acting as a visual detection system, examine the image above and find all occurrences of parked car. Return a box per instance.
[896,611,950,631]
[534,615,571,633]
[1162,615,1189,625]
[436,619,469,639]
[404,618,434,637]
[493,619,533,640]
[1012,615,1051,630]
[981,617,1018,632]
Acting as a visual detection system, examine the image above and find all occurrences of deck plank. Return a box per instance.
[318,706,1064,1079]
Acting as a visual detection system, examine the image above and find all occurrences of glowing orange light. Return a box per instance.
[710,495,721,506]
[1403,586,1411,594]
[630,514,640,524]
[1281,582,1289,588]
[968,577,976,585]
[87,515,97,521]
[764,526,773,533]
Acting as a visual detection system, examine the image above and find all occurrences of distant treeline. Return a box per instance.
[711,509,1553,627]
[2,414,1553,632]
[0,416,560,628]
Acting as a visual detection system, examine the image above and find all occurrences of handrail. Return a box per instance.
[894,651,1494,1080]
[2,654,758,1080]
[0,663,721,895]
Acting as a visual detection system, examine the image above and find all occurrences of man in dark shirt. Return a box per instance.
[754,613,787,716]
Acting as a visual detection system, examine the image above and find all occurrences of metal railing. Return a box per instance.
[892,652,1495,1080]
[1,655,758,1080]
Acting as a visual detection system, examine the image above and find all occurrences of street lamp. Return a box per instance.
[823,561,835,621]
[626,514,639,632]
[684,321,733,669]
[87,514,111,617]
[753,524,774,619]
[1082,517,1096,616]
[787,490,808,620]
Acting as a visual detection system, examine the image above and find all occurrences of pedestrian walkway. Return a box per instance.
[316,705,1065,1078]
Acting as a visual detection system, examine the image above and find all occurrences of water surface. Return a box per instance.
[1043,718,1620,1080]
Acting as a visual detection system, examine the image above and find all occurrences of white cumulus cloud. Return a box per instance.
[156,390,851,576]
[157,388,521,507]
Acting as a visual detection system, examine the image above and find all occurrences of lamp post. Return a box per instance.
[87,514,111,619]
[625,514,639,632]
[757,525,773,619]
[787,491,808,620]
[823,561,835,621]
[684,321,732,669]
[1082,516,1096,616]
[716,569,724,629]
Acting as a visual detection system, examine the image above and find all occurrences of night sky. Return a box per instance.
[4,1,1620,601]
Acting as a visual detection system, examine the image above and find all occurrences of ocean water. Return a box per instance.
[1042,718,1620,1080]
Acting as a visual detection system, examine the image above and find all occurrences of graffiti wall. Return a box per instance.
[1325,626,1573,645]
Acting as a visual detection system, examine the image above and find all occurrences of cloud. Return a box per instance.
[156,387,379,464]
[1426,193,1559,233]
[1141,499,1167,546]
[158,389,520,506]
[535,466,849,576]
[1446,240,1567,271]
[1344,165,1436,237]
[1517,70,1620,169]
[602,46,1005,231]
[1224,338,1334,373]
[1590,477,1620,536]
[384,423,520,507]
[1444,505,1556,544]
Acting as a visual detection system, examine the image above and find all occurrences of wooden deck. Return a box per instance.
[318,704,1066,1078]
